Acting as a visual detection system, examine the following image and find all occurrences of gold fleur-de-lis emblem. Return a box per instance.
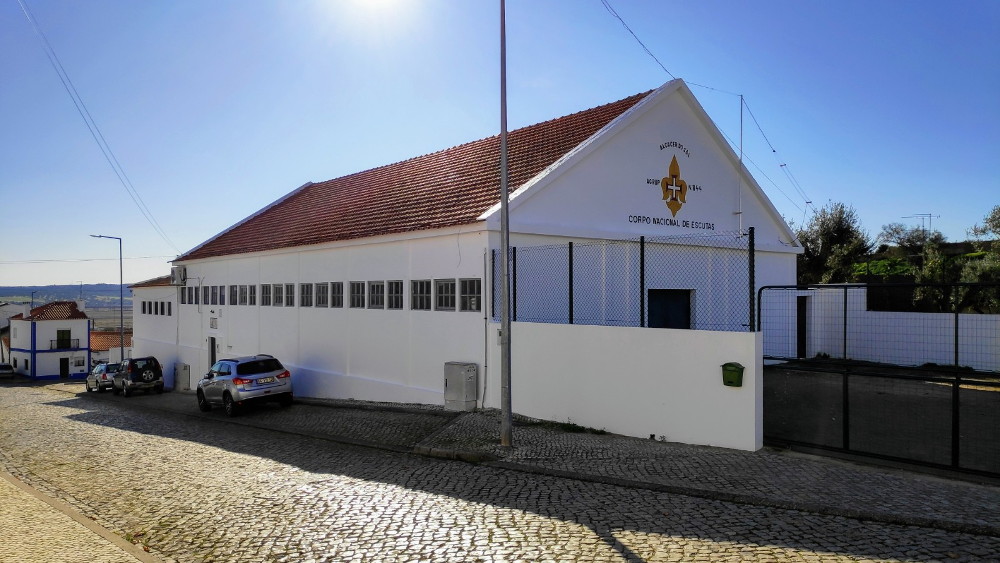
[660,155,687,217]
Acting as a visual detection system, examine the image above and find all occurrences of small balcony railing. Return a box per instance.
[50,339,79,350]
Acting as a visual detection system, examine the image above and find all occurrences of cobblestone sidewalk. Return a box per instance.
[0,469,157,563]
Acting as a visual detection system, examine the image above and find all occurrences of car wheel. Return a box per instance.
[122,385,131,398]
[85,380,94,392]
[279,393,293,407]
[223,393,239,417]
[141,369,156,383]
[197,391,211,412]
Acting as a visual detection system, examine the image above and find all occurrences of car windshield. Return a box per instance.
[236,359,284,375]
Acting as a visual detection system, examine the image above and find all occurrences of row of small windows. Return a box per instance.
[180,279,482,312]
[140,301,172,316]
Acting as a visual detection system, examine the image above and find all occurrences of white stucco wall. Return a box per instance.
[485,321,762,451]
[164,228,491,401]
[8,317,90,378]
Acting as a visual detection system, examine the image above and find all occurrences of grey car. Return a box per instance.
[85,362,118,392]
[197,355,292,417]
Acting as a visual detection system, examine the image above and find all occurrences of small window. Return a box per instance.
[219,285,226,305]
[387,280,403,310]
[238,285,248,306]
[350,281,365,308]
[167,302,172,316]
[285,283,295,307]
[203,286,210,305]
[331,282,344,308]
[272,284,284,307]
[75,357,85,367]
[300,283,313,307]
[411,280,432,311]
[180,287,187,305]
[435,279,456,311]
[368,281,385,309]
[160,301,166,315]
[210,286,218,305]
[141,301,147,315]
[249,285,257,306]
[460,279,481,312]
[261,284,272,306]
[315,283,329,308]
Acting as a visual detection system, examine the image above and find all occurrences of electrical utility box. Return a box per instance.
[174,363,191,392]
[444,362,478,412]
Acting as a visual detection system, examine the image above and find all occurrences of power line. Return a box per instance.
[600,0,675,79]
[597,0,814,222]
[17,0,180,254]
[0,255,174,265]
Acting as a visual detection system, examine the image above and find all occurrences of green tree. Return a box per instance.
[796,202,873,284]
[876,222,945,258]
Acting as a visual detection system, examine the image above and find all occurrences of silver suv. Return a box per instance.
[197,355,292,417]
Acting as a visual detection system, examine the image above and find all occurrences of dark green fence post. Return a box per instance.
[640,236,645,328]
[568,242,574,324]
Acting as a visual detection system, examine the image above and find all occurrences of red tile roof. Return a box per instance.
[130,275,172,289]
[90,330,133,352]
[177,91,651,262]
[14,301,88,321]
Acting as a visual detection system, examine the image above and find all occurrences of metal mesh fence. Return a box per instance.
[492,230,754,332]
[759,283,1000,373]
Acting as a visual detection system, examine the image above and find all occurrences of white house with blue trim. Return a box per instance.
[8,301,91,379]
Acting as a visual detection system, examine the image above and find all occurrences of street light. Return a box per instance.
[91,235,124,363]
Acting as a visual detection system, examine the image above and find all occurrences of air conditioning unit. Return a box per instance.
[444,362,478,412]
[170,266,187,285]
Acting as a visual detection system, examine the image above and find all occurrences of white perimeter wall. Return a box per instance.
[761,287,1000,372]
[485,321,762,451]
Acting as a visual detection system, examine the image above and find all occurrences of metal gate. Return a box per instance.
[759,283,1000,478]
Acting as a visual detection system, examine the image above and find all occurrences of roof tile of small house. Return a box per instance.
[14,301,88,321]
[90,330,133,352]
[176,91,651,262]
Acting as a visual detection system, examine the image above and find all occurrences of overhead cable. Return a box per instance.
[17,0,180,254]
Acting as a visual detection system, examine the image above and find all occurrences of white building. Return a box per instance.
[8,301,91,379]
[132,79,800,450]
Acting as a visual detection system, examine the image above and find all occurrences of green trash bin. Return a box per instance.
[721,362,744,387]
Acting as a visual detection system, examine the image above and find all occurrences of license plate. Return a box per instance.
[256,377,275,384]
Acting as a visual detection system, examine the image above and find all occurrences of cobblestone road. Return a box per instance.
[1,385,997,562]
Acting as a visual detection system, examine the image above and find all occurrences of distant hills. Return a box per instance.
[0,284,133,308]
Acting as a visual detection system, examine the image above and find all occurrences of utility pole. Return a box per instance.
[499,0,513,447]
[91,235,124,363]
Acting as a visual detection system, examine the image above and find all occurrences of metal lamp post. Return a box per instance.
[91,235,123,363]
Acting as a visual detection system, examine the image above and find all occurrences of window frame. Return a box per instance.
[315,282,329,308]
[411,279,432,311]
[260,284,271,306]
[349,281,365,308]
[460,278,482,312]
[368,281,385,309]
[300,283,313,307]
[435,278,456,311]
[331,282,344,308]
[387,280,403,310]
[285,283,295,307]
[272,284,283,307]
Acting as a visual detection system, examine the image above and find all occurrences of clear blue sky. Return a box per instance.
[2,0,997,286]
